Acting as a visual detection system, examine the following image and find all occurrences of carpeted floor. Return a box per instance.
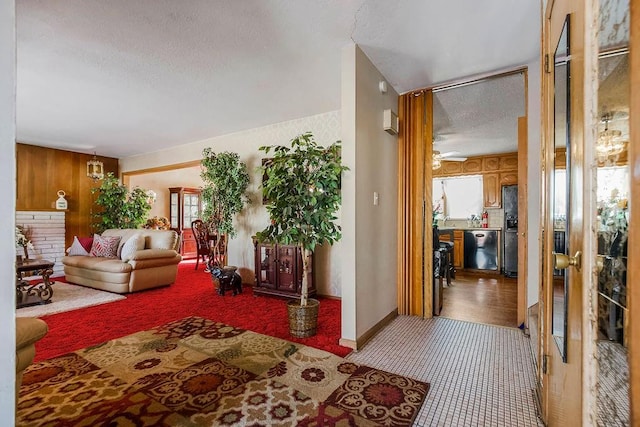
[19,316,429,426]
[34,261,350,362]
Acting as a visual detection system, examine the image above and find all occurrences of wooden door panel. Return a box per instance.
[541,1,585,424]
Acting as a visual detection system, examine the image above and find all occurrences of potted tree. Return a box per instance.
[257,132,347,337]
[92,172,154,233]
[200,149,250,266]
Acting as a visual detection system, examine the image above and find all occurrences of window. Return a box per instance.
[432,175,484,219]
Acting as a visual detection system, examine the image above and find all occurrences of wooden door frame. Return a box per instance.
[540,0,587,424]
[627,1,639,424]
[397,66,529,320]
[517,116,528,328]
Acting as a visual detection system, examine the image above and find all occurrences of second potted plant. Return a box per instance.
[200,149,251,267]
[257,132,347,337]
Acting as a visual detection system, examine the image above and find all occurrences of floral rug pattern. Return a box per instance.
[19,316,429,426]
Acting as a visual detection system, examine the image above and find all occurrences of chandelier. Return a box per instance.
[87,153,104,181]
[432,151,442,170]
[597,114,627,161]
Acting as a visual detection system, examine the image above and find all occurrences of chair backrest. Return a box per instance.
[191,220,210,252]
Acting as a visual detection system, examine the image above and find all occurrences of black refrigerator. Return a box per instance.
[503,185,518,277]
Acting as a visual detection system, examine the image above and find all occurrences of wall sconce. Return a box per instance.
[87,153,104,181]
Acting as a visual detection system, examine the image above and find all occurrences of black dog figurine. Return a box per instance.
[209,263,242,296]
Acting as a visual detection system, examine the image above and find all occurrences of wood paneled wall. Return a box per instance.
[16,144,119,248]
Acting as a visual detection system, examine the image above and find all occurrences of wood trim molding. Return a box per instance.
[517,116,528,327]
[628,1,639,424]
[339,309,398,351]
[121,160,202,186]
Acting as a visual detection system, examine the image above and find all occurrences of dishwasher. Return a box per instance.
[463,230,498,270]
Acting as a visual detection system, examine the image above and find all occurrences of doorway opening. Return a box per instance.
[430,70,528,329]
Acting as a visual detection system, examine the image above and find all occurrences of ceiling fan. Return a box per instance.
[433,150,467,162]
[432,150,467,170]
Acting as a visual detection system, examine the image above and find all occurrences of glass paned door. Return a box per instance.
[595,0,630,423]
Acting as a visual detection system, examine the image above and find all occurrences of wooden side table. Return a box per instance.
[16,259,55,309]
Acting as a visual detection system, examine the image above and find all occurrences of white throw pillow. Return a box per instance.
[120,234,146,262]
[66,236,90,256]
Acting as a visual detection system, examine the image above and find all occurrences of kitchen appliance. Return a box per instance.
[503,185,518,277]
[463,230,498,270]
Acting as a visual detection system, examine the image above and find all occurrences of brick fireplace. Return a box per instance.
[16,211,65,276]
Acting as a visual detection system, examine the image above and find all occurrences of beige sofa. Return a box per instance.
[16,317,48,406]
[62,229,182,293]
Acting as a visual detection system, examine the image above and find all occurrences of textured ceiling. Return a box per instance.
[433,73,526,157]
[16,0,540,158]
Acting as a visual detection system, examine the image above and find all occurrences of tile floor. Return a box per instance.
[347,316,544,427]
[597,340,630,426]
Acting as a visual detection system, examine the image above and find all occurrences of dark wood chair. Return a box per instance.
[191,220,228,270]
[191,220,211,270]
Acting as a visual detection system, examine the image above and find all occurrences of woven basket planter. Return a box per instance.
[287,298,320,338]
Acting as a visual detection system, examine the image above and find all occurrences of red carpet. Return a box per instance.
[34,261,351,362]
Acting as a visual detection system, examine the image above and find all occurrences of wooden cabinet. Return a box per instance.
[438,231,464,269]
[483,173,500,208]
[499,154,518,170]
[462,158,483,173]
[453,231,464,269]
[169,187,202,258]
[500,171,518,186]
[482,156,500,171]
[253,241,315,299]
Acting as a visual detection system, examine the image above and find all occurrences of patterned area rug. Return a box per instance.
[19,316,429,426]
[16,282,126,318]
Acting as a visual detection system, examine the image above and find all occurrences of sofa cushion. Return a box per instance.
[63,255,133,273]
[90,235,121,258]
[120,234,146,262]
[78,236,94,252]
[145,232,178,250]
[102,229,179,252]
[67,236,90,256]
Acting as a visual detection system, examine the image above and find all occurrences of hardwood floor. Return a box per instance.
[438,271,518,328]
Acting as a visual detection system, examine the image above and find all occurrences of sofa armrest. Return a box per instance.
[129,249,179,260]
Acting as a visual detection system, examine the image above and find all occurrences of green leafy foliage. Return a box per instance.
[257,132,347,254]
[257,133,347,306]
[200,149,250,262]
[92,173,154,233]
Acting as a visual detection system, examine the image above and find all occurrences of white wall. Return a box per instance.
[0,0,16,420]
[341,44,399,344]
[120,111,342,296]
[129,166,203,220]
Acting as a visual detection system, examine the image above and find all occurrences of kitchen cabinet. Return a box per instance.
[499,154,518,170]
[253,241,315,299]
[500,172,518,186]
[483,173,500,208]
[482,156,500,171]
[463,158,483,173]
[453,231,464,269]
[437,230,464,269]
[169,187,201,258]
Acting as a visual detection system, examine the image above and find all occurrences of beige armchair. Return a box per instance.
[16,317,48,402]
